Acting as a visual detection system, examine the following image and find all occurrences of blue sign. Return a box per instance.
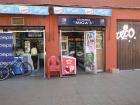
[0,33,13,65]
[58,16,106,27]
[0,4,49,15]
[54,7,112,16]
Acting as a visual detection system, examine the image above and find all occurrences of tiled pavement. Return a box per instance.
[0,70,140,105]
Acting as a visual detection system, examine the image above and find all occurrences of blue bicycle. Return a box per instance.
[0,56,32,81]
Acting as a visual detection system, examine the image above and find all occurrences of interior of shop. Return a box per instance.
[60,27,105,74]
[62,32,85,73]
[13,31,45,77]
[0,26,45,77]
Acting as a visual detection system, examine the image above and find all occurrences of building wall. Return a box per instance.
[106,9,140,72]
[45,15,109,73]
[0,14,46,26]
[0,0,140,8]
[45,9,140,72]
[0,9,140,74]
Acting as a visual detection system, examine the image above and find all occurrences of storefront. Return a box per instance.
[50,7,112,75]
[0,4,49,78]
[59,17,105,74]
[1,3,139,78]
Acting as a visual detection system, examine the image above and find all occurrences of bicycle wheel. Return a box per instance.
[0,67,9,81]
[19,62,32,76]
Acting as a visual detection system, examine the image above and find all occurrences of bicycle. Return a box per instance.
[0,55,32,81]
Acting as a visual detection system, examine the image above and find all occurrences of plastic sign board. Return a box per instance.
[62,56,76,75]
[54,7,112,16]
[58,16,106,27]
[0,33,13,65]
[0,4,49,15]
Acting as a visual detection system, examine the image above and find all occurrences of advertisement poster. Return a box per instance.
[62,56,76,75]
[85,31,97,74]
[0,33,13,65]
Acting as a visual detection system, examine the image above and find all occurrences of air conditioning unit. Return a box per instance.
[11,17,24,25]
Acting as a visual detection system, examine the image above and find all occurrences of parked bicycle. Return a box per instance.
[0,55,32,81]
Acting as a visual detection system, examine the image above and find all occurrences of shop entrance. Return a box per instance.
[13,31,46,77]
[0,27,46,78]
[60,30,104,74]
[61,31,84,73]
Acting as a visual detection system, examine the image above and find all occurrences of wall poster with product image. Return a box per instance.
[85,31,97,74]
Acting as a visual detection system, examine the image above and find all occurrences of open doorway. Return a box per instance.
[61,32,85,73]
[12,31,46,78]
[60,31,104,74]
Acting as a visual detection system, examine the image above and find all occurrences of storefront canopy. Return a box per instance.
[0,4,49,15]
[53,7,112,16]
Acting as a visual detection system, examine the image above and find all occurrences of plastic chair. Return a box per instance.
[47,56,61,79]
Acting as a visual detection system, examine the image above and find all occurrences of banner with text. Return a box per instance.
[0,33,13,65]
[58,16,106,27]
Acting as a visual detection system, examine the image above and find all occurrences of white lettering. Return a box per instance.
[116,25,135,40]
[0,53,13,56]
[0,61,13,65]
[0,36,12,40]
[0,44,12,48]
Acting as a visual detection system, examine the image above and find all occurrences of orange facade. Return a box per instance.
[105,9,140,72]
[45,9,140,73]
[0,8,139,74]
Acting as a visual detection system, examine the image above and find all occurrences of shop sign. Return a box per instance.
[62,56,76,75]
[54,7,112,16]
[85,31,97,74]
[26,32,43,38]
[116,25,136,41]
[0,33,13,65]
[58,17,106,26]
[0,4,49,15]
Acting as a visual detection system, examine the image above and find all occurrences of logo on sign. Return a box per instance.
[61,17,67,25]
[85,8,94,15]
[100,19,105,25]
[0,53,13,56]
[19,6,29,14]
[0,36,12,40]
[54,7,64,14]
[0,44,12,48]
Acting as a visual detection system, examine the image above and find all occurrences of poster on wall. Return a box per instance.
[62,56,76,75]
[85,31,97,74]
[0,33,13,65]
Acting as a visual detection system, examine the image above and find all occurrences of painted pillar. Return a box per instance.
[105,16,117,72]
[45,15,60,75]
